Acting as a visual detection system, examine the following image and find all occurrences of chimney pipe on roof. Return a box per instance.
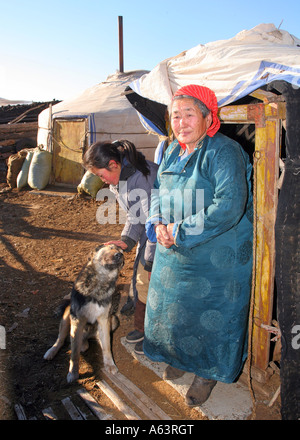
[118,16,124,73]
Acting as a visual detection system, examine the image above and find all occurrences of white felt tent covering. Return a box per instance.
[37,70,157,160]
[129,23,300,108]
[127,23,300,163]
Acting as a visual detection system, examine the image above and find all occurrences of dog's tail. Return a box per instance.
[54,294,71,318]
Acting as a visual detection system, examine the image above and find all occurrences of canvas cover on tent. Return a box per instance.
[125,23,300,162]
[37,70,157,185]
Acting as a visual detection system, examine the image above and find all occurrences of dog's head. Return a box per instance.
[91,244,124,271]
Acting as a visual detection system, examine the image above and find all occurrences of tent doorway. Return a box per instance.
[218,92,285,383]
[52,118,87,186]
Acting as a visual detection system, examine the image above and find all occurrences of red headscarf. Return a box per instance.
[173,84,220,138]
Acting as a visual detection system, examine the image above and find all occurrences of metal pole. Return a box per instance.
[118,16,124,72]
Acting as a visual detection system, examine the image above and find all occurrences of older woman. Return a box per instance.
[145,85,253,407]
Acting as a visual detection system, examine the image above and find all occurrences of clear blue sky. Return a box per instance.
[1,0,299,102]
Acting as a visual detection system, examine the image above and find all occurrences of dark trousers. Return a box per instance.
[134,298,146,333]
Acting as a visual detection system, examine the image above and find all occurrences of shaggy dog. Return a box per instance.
[44,244,124,383]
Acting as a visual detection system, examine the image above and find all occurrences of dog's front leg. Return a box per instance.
[97,314,118,375]
[67,316,86,383]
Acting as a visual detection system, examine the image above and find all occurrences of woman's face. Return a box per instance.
[171,98,212,151]
[90,160,121,185]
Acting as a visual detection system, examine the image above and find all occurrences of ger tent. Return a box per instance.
[37,70,157,186]
[125,23,300,420]
[125,23,300,162]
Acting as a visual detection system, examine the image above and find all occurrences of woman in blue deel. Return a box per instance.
[144,84,253,407]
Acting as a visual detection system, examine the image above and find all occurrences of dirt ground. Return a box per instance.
[0,177,281,421]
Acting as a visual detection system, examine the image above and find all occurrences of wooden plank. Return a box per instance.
[9,104,45,124]
[42,407,58,420]
[103,370,172,420]
[76,388,111,420]
[14,404,27,420]
[249,89,284,104]
[0,122,37,140]
[61,397,85,420]
[96,380,141,420]
[218,105,249,123]
[252,118,280,373]
[268,385,281,407]
[103,371,159,420]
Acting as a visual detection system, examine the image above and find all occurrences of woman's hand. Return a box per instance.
[155,223,175,248]
[104,240,128,250]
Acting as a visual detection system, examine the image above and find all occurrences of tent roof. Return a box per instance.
[37,70,158,153]
[37,70,153,141]
[46,70,149,118]
[128,24,300,108]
